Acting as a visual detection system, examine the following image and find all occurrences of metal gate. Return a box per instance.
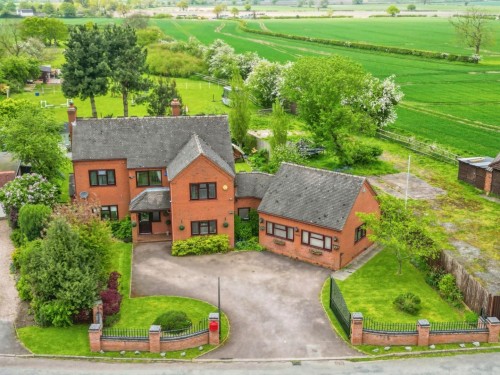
[329,277,351,338]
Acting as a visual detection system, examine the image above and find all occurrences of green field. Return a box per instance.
[143,18,500,156]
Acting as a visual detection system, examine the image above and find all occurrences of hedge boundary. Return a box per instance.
[238,22,479,64]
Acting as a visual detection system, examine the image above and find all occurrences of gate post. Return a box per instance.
[209,313,220,346]
[486,317,500,343]
[350,312,363,345]
[149,325,161,353]
[88,323,102,352]
[417,319,430,346]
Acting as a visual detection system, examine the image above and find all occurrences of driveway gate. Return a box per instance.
[329,277,351,338]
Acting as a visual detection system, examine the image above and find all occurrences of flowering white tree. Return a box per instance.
[343,75,404,127]
[236,52,261,80]
[245,60,289,107]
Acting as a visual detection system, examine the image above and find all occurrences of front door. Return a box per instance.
[138,212,152,234]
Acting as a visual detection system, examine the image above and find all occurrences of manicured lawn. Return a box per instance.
[18,241,229,359]
[336,248,465,323]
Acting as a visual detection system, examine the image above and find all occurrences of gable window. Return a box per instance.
[191,220,217,235]
[90,170,115,186]
[266,221,294,241]
[190,183,216,200]
[136,170,162,187]
[355,224,367,243]
[302,230,332,251]
[237,207,250,220]
[101,205,118,220]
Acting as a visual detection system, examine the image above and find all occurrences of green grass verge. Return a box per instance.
[18,241,229,359]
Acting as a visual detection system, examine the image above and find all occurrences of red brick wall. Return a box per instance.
[73,160,130,220]
[160,333,208,351]
[429,332,489,345]
[0,171,16,189]
[169,156,235,246]
[362,332,418,346]
[101,339,150,352]
[258,181,378,270]
[235,197,261,212]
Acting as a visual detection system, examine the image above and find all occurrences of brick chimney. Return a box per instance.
[67,101,77,145]
[170,98,181,117]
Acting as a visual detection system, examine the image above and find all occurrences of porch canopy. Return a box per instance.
[129,187,171,212]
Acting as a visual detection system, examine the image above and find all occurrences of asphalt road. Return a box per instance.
[1,353,499,375]
[132,243,357,359]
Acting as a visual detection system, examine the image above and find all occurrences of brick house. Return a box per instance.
[458,153,500,195]
[0,152,21,189]
[71,116,236,245]
[71,111,379,269]
[256,163,379,270]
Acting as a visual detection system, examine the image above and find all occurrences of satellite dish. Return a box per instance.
[79,191,89,199]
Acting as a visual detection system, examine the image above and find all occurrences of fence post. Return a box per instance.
[88,323,102,352]
[486,317,500,343]
[208,312,220,346]
[149,325,161,353]
[417,319,430,346]
[350,312,363,345]
[92,299,103,324]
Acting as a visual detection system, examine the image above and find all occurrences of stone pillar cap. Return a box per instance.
[89,323,102,331]
[351,312,363,320]
[418,319,430,327]
[209,312,220,320]
[487,317,500,324]
[149,325,161,332]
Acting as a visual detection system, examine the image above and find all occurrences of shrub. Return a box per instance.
[425,266,445,288]
[110,217,132,242]
[153,311,192,332]
[16,276,32,301]
[10,229,26,248]
[100,288,122,319]
[235,215,252,241]
[18,204,52,241]
[438,274,463,307]
[465,311,479,323]
[72,309,92,324]
[393,292,422,315]
[107,271,121,291]
[34,300,74,327]
[235,236,265,251]
[407,4,416,11]
[172,234,230,256]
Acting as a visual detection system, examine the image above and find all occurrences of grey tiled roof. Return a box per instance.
[129,187,171,212]
[167,134,235,180]
[258,163,368,231]
[72,116,235,172]
[235,172,273,199]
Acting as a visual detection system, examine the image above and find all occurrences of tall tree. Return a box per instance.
[21,17,68,46]
[105,25,149,117]
[228,70,251,147]
[143,78,182,116]
[62,24,110,118]
[0,99,66,181]
[450,7,494,55]
[0,21,24,57]
[270,99,288,150]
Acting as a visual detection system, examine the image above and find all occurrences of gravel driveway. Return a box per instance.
[132,243,359,359]
[0,220,29,354]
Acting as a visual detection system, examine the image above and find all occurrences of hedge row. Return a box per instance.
[239,23,479,64]
[172,234,230,256]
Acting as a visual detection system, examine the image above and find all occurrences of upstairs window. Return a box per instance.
[238,207,250,220]
[190,183,216,200]
[90,170,115,186]
[136,170,162,187]
[355,225,367,243]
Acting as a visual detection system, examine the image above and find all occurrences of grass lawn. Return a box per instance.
[18,241,229,359]
[336,248,465,323]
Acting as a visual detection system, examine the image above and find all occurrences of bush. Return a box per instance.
[100,272,123,322]
[172,234,230,256]
[18,204,52,241]
[407,4,416,11]
[235,236,265,251]
[248,149,269,171]
[425,266,445,288]
[438,274,463,307]
[10,229,27,248]
[153,311,192,332]
[465,311,479,323]
[110,217,132,242]
[107,271,121,290]
[72,309,92,324]
[16,276,32,301]
[393,292,422,315]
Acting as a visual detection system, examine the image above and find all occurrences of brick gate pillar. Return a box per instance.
[149,325,161,353]
[350,312,363,345]
[486,317,500,343]
[88,323,102,352]
[208,312,220,346]
[92,299,103,324]
[417,319,430,346]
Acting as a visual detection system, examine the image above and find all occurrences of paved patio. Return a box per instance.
[132,243,360,359]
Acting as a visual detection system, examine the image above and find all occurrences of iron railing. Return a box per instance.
[160,319,208,341]
[101,328,149,340]
[430,320,487,333]
[329,277,351,338]
[363,318,417,334]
